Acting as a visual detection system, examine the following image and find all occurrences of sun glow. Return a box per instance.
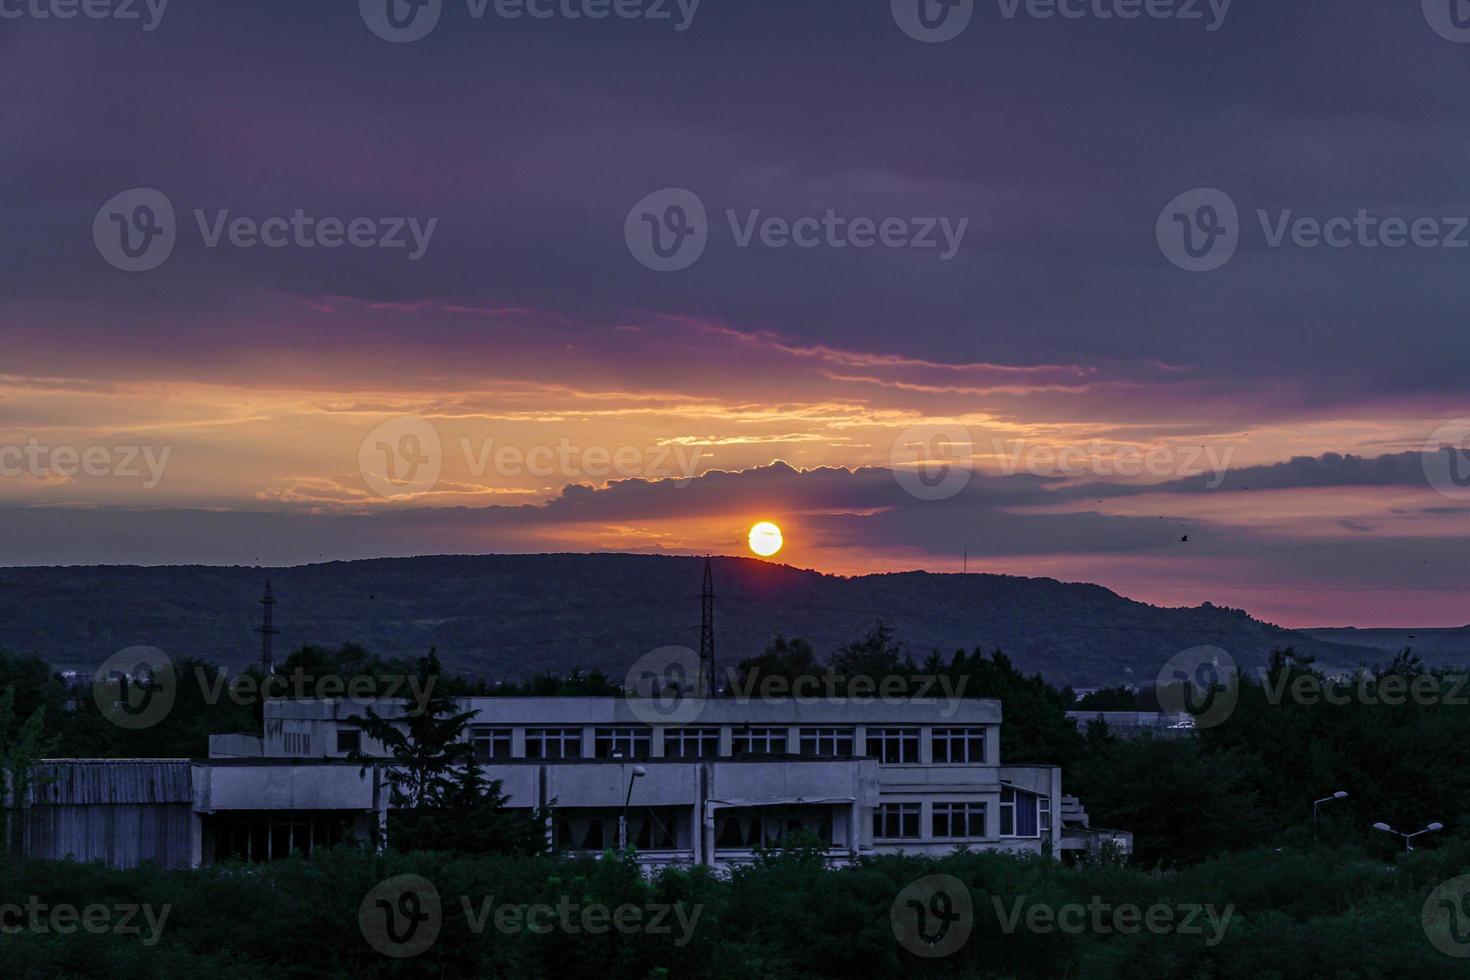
[747,521,784,557]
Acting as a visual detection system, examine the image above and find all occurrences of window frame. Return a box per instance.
[731,726,788,756]
[873,802,921,840]
[932,801,987,839]
[469,725,512,761]
[865,727,920,764]
[525,727,584,760]
[663,727,720,759]
[594,726,653,760]
[931,727,987,764]
[798,727,854,757]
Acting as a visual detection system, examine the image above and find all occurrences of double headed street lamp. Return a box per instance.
[1373,820,1444,852]
[619,765,648,850]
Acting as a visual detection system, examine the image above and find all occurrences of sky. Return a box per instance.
[2,0,1469,627]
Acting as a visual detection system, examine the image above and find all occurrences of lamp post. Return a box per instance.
[619,765,647,850]
[1312,791,1348,823]
[1373,821,1444,852]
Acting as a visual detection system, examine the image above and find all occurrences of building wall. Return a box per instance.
[23,761,197,868]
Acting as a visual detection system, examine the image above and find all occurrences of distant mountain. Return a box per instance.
[1301,626,1470,666]
[0,554,1399,687]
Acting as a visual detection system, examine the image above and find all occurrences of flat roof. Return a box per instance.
[264,696,1001,725]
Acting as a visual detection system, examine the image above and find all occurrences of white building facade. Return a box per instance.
[24,695,1128,869]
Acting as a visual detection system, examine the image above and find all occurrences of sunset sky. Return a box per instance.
[4,1,1469,627]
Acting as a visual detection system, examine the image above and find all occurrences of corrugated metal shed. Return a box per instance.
[29,760,192,805]
[21,760,195,868]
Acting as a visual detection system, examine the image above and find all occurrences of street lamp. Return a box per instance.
[619,765,647,850]
[1373,821,1444,852]
[1312,791,1348,822]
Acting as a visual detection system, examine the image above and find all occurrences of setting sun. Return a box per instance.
[747,521,784,557]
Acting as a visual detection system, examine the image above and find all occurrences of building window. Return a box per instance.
[470,726,512,760]
[335,729,361,754]
[594,727,652,759]
[715,806,832,849]
[873,802,920,840]
[283,732,310,755]
[999,786,1044,838]
[866,728,919,764]
[932,727,986,764]
[798,727,854,757]
[932,802,987,839]
[526,727,584,759]
[663,727,720,759]
[731,727,788,756]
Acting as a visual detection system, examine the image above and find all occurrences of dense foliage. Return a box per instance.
[2,839,1465,979]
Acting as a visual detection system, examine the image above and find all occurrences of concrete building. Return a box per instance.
[22,695,1129,869]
